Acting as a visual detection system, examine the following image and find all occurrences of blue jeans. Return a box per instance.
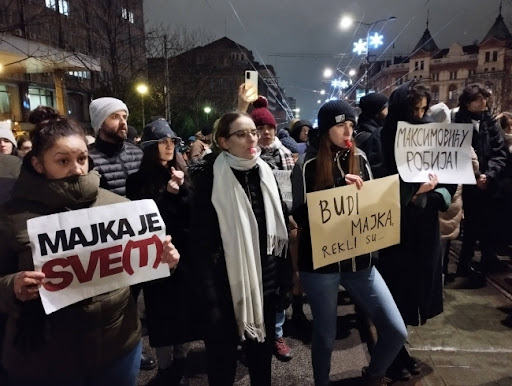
[301,267,407,386]
[8,340,142,386]
[275,309,286,339]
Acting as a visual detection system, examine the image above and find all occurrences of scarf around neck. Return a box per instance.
[261,137,295,170]
[211,151,288,342]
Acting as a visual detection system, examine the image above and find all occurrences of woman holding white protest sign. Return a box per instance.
[189,111,290,386]
[291,100,406,386]
[126,118,201,385]
[379,80,454,382]
[0,106,180,386]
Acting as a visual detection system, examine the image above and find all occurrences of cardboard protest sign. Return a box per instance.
[27,199,169,314]
[395,121,475,184]
[273,170,292,210]
[307,175,400,270]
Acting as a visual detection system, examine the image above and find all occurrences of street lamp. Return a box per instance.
[340,15,396,93]
[136,83,148,127]
[204,106,212,121]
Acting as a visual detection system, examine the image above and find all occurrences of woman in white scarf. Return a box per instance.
[189,112,289,386]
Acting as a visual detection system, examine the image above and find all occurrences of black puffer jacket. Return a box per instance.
[89,137,143,196]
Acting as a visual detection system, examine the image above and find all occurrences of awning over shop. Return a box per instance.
[0,34,101,74]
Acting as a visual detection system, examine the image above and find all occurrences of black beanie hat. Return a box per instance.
[317,100,356,137]
[140,118,181,149]
[359,93,389,117]
[291,119,313,141]
[201,125,213,136]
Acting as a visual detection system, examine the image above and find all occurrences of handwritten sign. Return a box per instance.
[27,200,169,314]
[274,170,292,210]
[307,175,400,269]
[395,121,475,184]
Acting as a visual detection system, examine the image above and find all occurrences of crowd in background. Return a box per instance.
[0,79,511,386]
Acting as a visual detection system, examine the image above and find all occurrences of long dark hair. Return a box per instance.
[458,83,491,111]
[314,134,360,191]
[139,142,191,188]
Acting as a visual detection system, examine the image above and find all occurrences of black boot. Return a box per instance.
[385,355,411,382]
[398,346,421,375]
[140,351,157,371]
[291,295,311,341]
[168,358,187,386]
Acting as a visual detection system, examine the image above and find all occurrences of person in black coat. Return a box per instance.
[354,93,389,178]
[454,84,508,276]
[379,80,455,382]
[126,119,201,385]
[189,112,290,386]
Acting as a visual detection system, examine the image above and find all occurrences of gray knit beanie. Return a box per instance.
[89,97,129,133]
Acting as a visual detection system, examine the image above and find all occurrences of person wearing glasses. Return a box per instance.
[189,112,289,386]
[126,118,200,385]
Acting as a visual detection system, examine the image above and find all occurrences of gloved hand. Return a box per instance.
[274,289,293,312]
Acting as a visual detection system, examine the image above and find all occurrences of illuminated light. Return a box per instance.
[323,68,333,78]
[369,32,384,49]
[317,100,321,103]
[0,64,3,73]
[340,80,349,89]
[320,89,325,95]
[136,84,148,95]
[340,16,353,29]
[348,69,356,77]
[353,39,368,55]
[204,106,212,114]
[331,79,343,88]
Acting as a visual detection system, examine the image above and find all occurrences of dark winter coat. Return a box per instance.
[188,158,291,340]
[379,81,453,326]
[455,109,508,193]
[126,163,202,346]
[354,115,386,178]
[0,153,21,205]
[291,147,374,274]
[0,162,140,380]
[88,136,143,196]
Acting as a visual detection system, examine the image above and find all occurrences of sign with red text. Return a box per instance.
[307,175,400,269]
[395,121,475,184]
[27,200,169,314]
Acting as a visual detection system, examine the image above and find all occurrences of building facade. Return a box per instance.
[368,10,512,113]
[0,0,145,126]
[148,37,294,135]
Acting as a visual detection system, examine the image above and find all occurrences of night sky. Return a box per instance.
[144,0,511,122]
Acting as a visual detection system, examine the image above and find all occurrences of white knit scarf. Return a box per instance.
[211,151,288,342]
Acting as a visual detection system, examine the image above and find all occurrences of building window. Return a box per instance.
[414,61,419,71]
[0,85,11,116]
[493,51,498,61]
[491,67,495,72]
[121,8,134,23]
[432,72,439,81]
[449,71,457,80]
[431,85,439,102]
[420,60,424,70]
[28,88,54,109]
[448,85,458,101]
[46,0,69,15]
[485,51,490,62]
[68,71,90,79]
[468,69,476,77]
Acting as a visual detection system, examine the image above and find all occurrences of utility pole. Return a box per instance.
[163,34,170,123]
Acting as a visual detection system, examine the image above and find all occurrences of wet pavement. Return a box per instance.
[137,240,512,385]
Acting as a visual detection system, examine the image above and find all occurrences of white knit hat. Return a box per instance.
[89,97,129,133]
[0,120,15,148]
[428,103,451,124]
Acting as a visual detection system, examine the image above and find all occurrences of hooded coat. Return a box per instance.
[379,81,454,326]
[126,158,202,346]
[0,161,141,381]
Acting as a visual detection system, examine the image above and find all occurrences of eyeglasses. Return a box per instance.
[225,129,260,139]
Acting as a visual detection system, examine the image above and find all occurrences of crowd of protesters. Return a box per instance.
[0,79,511,386]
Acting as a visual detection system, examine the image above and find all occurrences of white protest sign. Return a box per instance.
[273,170,292,210]
[307,175,401,270]
[394,121,476,184]
[27,199,169,314]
